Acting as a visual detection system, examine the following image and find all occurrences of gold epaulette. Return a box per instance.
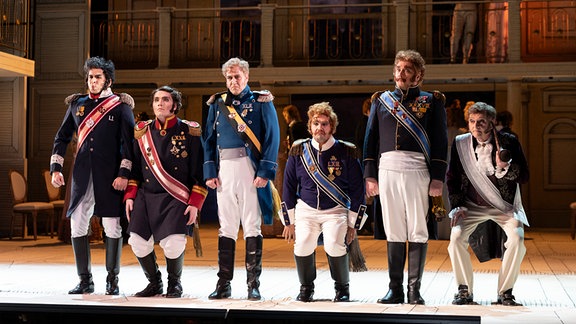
[254,90,274,102]
[206,91,226,105]
[182,120,202,136]
[433,90,446,104]
[64,93,83,106]
[370,91,384,102]
[118,93,135,109]
[289,138,308,156]
[134,120,153,139]
[339,140,360,159]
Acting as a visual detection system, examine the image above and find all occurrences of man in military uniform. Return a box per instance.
[281,102,365,303]
[124,86,207,298]
[50,57,135,295]
[203,57,280,301]
[363,50,448,305]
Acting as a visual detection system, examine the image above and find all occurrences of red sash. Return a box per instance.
[77,95,121,152]
[138,127,190,205]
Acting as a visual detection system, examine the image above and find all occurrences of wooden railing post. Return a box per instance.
[158,7,174,69]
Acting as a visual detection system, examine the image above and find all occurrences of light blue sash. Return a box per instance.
[378,91,431,164]
[301,141,351,209]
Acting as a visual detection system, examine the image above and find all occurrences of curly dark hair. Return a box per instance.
[84,57,115,86]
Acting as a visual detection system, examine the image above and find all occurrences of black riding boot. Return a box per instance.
[208,236,235,299]
[377,242,406,304]
[134,251,163,297]
[166,253,184,298]
[295,253,316,302]
[69,236,94,294]
[407,242,428,305]
[105,237,122,295]
[327,254,350,302]
[245,236,263,300]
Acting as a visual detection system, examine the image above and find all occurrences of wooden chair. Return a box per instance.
[570,202,576,240]
[43,169,65,234]
[8,170,55,240]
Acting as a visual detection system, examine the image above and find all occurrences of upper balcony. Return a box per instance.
[0,0,33,78]
[89,1,576,72]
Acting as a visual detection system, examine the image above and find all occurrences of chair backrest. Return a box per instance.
[43,169,61,201]
[9,170,27,204]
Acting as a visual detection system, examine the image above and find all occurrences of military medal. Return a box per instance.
[181,151,188,158]
[228,112,236,119]
[328,156,341,181]
[237,123,246,133]
[86,118,94,128]
[170,144,179,156]
[241,108,248,117]
[232,100,240,106]
[76,106,85,116]
[160,129,167,136]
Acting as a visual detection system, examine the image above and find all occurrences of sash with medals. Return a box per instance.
[137,127,190,205]
[378,91,431,164]
[300,140,367,229]
[76,95,121,152]
[216,95,262,160]
[455,133,528,226]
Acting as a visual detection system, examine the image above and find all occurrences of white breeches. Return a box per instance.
[128,232,187,259]
[293,200,348,257]
[216,156,262,240]
[70,174,122,239]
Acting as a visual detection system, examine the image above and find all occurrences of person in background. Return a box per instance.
[281,102,365,303]
[496,110,518,138]
[447,102,528,306]
[50,56,135,295]
[203,57,280,301]
[283,104,309,153]
[124,86,207,298]
[363,50,448,305]
[450,0,478,64]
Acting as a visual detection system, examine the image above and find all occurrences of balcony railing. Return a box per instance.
[89,1,576,70]
[0,0,30,58]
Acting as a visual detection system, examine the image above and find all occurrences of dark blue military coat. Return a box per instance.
[51,93,135,218]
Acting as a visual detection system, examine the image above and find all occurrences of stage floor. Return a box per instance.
[0,224,575,323]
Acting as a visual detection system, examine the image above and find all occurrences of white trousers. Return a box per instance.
[294,200,348,257]
[448,203,526,294]
[70,174,122,239]
[377,169,430,243]
[216,156,261,240]
[128,232,187,259]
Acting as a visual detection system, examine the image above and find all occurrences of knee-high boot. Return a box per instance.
[377,242,406,304]
[295,253,316,302]
[208,236,235,299]
[134,251,163,297]
[407,242,428,305]
[245,236,263,300]
[327,254,350,302]
[166,252,184,298]
[105,237,122,295]
[69,235,94,294]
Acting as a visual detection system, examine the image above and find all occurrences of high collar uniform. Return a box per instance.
[51,92,135,217]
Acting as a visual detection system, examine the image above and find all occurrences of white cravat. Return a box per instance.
[475,140,495,176]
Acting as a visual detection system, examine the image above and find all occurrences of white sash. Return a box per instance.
[455,133,529,226]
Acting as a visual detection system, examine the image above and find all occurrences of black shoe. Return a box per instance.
[334,283,350,302]
[377,289,404,304]
[247,286,261,301]
[494,289,522,306]
[452,285,474,305]
[208,280,231,299]
[296,284,314,302]
[69,280,94,294]
[407,290,425,305]
[166,279,183,298]
[135,281,163,297]
[105,273,119,295]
